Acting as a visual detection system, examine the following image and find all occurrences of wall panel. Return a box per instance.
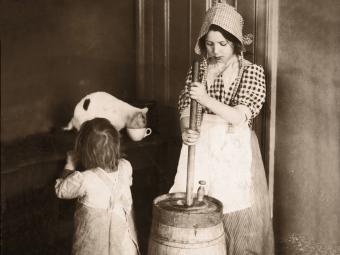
[274,0,340,252]
[169,0,190,105]
[1,0,136,142]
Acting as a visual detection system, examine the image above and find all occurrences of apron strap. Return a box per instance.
[93,168,119,208]
[93,168,132,212]
[94,168,140,254]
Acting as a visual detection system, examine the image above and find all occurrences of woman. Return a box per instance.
[170,3,274,254]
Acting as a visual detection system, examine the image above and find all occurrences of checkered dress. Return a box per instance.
[175,58,274,255]
[178,58,266,126]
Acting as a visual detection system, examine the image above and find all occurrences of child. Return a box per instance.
[55,118,140,255]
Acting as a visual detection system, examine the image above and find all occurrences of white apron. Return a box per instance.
[170,114,252,213]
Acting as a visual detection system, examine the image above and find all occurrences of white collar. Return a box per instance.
[206,55,240,90]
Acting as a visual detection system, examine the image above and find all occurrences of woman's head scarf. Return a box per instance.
[194,3,245,56]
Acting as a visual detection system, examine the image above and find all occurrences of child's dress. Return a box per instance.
[55,159,139,255]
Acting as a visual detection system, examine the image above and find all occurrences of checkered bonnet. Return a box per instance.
[194,3,244,56]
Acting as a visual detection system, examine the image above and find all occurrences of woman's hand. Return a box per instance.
[190,82,209,105]
[182,128,200,145]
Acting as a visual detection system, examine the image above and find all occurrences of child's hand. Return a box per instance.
[64,150,77,170]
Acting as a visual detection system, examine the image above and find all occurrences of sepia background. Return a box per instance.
[1,0,339,254]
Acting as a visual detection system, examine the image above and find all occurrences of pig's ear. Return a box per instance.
[141,107,149,113]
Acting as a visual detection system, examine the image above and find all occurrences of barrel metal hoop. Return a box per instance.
[150,233,225,249]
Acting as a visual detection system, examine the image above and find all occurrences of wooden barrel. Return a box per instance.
[148,192,226,255]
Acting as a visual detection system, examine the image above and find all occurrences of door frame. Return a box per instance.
[263,0,279,217]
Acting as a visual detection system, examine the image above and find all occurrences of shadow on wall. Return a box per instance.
[1,0,136,142]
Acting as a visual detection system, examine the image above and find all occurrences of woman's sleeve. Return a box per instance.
[178,67,193,116]
[55,171,86,199]
[234,64,266,119]
[178,63,206,118]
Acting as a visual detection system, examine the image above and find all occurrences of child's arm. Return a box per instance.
[55,151,85,199]
[119,159,133,212]
[60,151,77,178]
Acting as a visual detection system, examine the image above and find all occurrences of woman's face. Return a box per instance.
[205,30,235,65]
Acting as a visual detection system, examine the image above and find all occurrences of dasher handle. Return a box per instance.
[186,60,200,206]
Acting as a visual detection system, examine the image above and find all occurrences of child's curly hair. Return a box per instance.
[75,118,121,172]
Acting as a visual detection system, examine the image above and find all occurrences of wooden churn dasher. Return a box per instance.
[148,61,226,255]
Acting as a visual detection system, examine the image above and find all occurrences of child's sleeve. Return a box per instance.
[118,159,133,212]
[55,171,86,199]
[119,159,133,186]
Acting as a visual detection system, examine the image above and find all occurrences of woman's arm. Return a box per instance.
[180,116,190,133]
[190,82,247,126]
[190,64,266,125]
